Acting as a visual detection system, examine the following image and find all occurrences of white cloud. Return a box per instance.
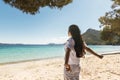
[50,37,68,44]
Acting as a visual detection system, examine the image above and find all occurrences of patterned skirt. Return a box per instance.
[64,65,80,80]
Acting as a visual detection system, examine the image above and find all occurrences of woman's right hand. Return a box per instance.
[64,64,71,71]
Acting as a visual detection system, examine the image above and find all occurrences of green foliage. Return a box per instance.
[3,0,72,15]
[100,27,114,41]
[99,0,120,44]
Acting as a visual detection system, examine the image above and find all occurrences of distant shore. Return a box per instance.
[0,53,120,80]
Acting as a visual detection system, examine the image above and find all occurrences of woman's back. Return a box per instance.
[65,38,80,65]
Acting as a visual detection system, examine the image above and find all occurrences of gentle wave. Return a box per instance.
[0,45,120,63]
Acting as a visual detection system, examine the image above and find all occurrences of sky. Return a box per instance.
[0,0,113,44]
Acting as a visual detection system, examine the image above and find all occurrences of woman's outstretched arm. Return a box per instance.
[84,45,103,59]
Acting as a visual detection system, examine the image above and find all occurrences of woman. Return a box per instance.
[64,24,103,80]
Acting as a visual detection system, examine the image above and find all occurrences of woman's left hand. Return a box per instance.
[98,55,104,59]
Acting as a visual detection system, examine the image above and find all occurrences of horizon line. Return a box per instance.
[0,42,64,45]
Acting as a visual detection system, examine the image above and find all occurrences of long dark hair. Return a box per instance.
[68,24,84,58]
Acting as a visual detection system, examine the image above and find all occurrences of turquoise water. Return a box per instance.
[0,45,120,63]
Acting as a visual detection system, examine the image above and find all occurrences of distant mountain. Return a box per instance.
[82,28,105,45]
[0,43,63,46]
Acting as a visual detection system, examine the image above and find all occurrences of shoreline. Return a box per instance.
[0,56,63,65]
[0,52,120,65]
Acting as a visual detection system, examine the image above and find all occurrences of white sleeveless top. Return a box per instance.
[64,38,80,65]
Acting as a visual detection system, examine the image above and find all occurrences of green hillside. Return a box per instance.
[82,29,105,45]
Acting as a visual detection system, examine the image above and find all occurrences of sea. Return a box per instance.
[0,45,120,64]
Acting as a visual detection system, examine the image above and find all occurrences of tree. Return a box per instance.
[3,0,72,15]
[99,0,120,44]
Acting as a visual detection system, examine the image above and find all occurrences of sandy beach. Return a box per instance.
[0,54,120,80]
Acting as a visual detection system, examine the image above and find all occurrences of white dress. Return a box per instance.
[64,38,80,80]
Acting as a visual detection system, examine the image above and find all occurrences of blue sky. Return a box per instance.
[0,0,113,44]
